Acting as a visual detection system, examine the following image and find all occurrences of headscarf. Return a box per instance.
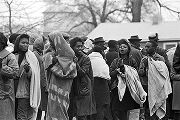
[13,34,29,54]
[13,34,30,66]
[48,31,75,74]
[33,37,44,55]
[0,32,8,49]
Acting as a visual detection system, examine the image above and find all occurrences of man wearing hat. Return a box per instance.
[148,33,170,70]
[128,35,142,50]
[87,37,107,57]
[128,35,143,68]
[148,33,172,119]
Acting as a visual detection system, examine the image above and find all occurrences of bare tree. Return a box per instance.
[4,0,14,34]
[67,0,131,32]
[131,0,143,22]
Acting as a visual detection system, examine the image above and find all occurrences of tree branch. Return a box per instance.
[68,21,94,32]
[156,0,180,14]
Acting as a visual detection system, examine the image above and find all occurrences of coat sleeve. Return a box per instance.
[0,53,19,79]
[138,57,148,77]
[173,43,180,73]
[77,56,91,77]
[110,59,118,79]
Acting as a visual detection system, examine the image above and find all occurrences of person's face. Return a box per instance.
[19,38,29,52]
[119,44,129,55]
[145,42,155,55]
[73,41,83,55]
[96,42,107,50]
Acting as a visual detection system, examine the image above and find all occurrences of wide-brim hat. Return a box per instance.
[128,35,142,42]
[92,37,105,44]
[148,33,159,41]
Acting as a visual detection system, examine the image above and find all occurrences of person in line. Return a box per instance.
[148,33,172,119]
[106,40,118,67]
[13,34,41,120]
[33,37,48,120]
[128,35,143,69]
[43,32,77,120]
[69,37,96,120]
[172,43,180,120]
[138,40,172,120]
[0,32,19,120]
[6,33,20,53]
[7,33,21,119]
[88,37,111,120]
[87,37,107,58]
[110,39,140,120]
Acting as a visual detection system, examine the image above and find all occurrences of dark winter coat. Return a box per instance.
[70,53,96,116]
[105,48,118,67]
[110,40,139,111]
[172,43,180,110]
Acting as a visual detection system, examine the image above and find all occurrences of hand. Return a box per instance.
[52,56,58,65]
[117,59,124,68]
[24,63,30,72]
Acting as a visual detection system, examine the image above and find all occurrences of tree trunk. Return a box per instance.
[7,2,13,34]
[131,0,143,22]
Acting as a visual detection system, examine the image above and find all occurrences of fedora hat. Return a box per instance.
[92,37,105,44]
[128,35,142,42]
[148,33,159,42]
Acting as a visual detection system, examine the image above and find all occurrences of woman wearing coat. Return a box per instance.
[0,32,19,120]
[13,34,41,120]
[43,32,77,120]
[33,37,48,120]
[110,39,139,120]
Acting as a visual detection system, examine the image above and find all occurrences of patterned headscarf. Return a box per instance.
[48,31,75,73]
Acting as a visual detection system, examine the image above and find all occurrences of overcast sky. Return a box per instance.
[0,0,179,26]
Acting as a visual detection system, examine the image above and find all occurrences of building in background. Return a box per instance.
[87,21,180,50]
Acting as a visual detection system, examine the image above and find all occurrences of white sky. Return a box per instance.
[0,0,179,27]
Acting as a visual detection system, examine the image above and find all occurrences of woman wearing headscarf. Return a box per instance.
[110,39,141,120]
[43,31,77,120]
[33,37,48,120]
[13,34,41,120]
[0,32,19,120]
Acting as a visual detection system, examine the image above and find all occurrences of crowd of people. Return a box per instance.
[0,30,180,120]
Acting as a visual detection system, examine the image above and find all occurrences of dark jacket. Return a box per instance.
[130,46,143,69]
[70,53,96,116]
[110,40,139,111]
[138,53,165,86]
[172,43,180,110]
[156,46,171,72]
[105,48,118,67]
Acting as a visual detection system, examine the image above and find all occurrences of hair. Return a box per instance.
[117,39,131,56]
[69,37,83,48]
[108,40,117,48]
[9,33,20,44]
[118,39,130,48]
[13,34,30,53]
[0,32,8,49]
[147,40,158,48]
